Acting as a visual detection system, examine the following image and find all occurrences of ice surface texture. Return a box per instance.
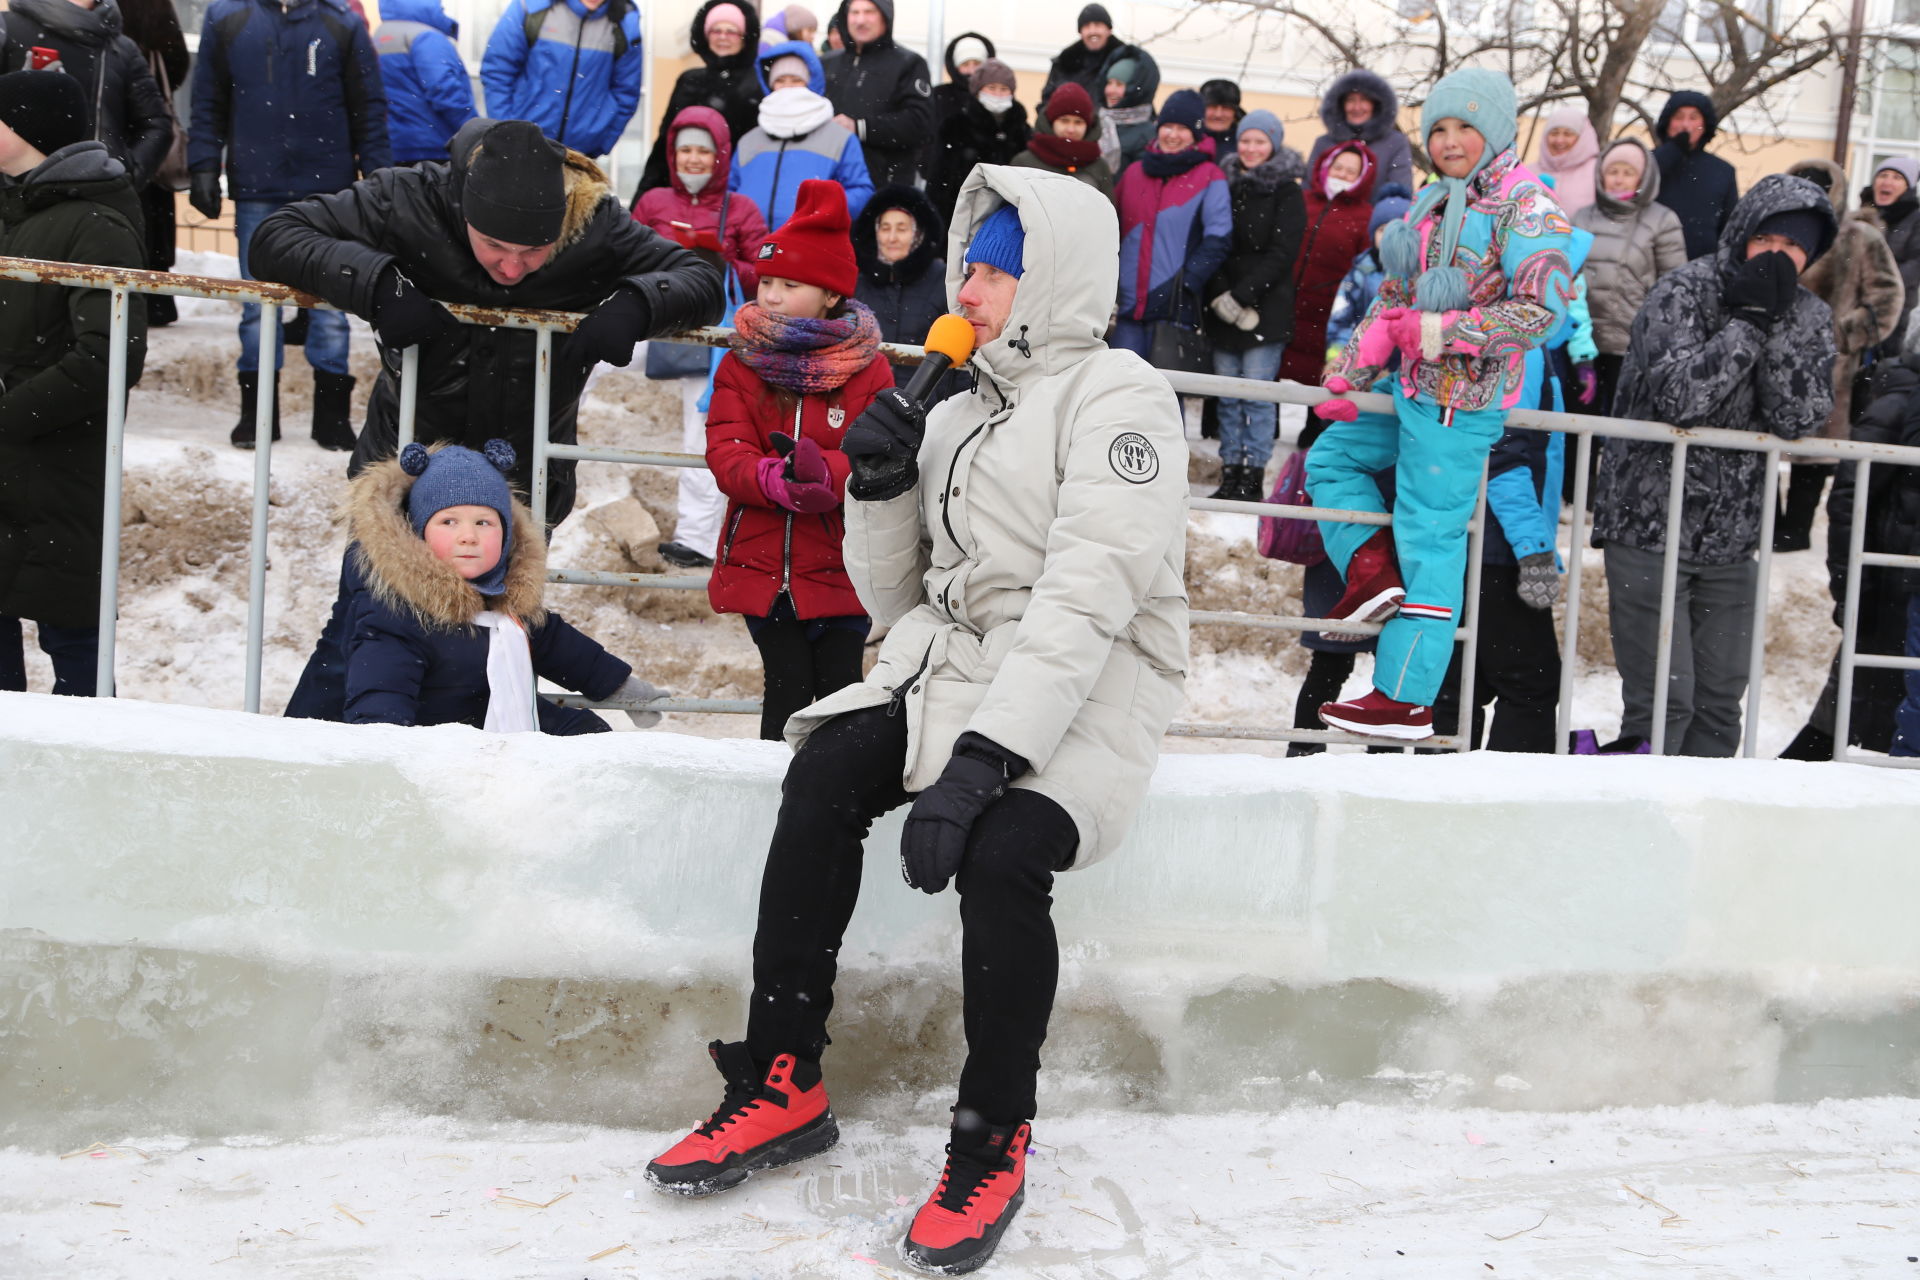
[5,693,1920,1146]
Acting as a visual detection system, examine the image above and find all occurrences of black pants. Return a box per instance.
[747,705,1079,1125]
[1288,649,1354,757]
[1431,563,1561,752]
[0,615,99,696]
[750,612,866,741]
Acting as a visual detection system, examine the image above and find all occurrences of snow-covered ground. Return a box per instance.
[6,1100,1919,1279]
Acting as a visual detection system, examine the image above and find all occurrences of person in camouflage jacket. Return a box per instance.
[1592,173,1837,754]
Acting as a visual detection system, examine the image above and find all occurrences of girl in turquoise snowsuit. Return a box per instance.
[1306,68,1576,741]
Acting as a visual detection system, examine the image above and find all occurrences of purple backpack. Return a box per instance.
[1256,449,1327,567]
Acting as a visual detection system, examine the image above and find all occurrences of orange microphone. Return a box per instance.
[904,313,977,403]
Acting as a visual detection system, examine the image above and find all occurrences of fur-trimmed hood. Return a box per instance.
[448,117,610,258]
[345,447,549,630]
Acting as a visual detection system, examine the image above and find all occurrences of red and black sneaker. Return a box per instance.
[1323,528,1405,641]
[1318,688,1434,741]
[644,1040,838,1197]
[900,1117,1030,1275]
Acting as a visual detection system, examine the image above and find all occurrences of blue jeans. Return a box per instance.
[1211,343,1283,468]
[1894,595,1920,757]
[234,199,350,375]
[0,615,101,695]
[1110,317,1152,359]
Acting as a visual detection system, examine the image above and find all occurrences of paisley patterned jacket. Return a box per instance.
[1326,147,1576,413]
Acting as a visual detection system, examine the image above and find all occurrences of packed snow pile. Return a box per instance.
[6,693,1920,1149]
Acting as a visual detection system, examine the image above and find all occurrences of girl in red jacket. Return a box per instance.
[706,179,895,740]
[1279,140,1378,385]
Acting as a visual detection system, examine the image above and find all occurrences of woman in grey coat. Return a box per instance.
[1571,138,1687,418]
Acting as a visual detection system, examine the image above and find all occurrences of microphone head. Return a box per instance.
[923,313,977,367]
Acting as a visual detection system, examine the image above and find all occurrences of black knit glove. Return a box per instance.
[900,732,1030,895]
[841,386,926,500]
[371,266,456,350]
[189,169,221,221]
[1723,251,1798,328]
[573,286,655,368]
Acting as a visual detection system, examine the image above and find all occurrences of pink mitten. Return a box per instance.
[787,435,831,488]
[1313,375,1359,423]
[756,454,837,513]
[1385,309,1426,362]
[1351,307,1407,370]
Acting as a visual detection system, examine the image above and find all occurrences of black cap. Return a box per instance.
[0,70,89,157]
[461,120,568,247]
[1200,78,1242,108]
[1755,205,1834,264]
[1077,4,1113,29]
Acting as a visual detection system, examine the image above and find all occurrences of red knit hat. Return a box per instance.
[755,179,857,297]
[1044,81,1095,126]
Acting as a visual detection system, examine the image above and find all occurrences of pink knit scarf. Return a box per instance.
[729,300,881,394]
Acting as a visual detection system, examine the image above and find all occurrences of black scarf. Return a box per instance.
[1141,143,1211,179]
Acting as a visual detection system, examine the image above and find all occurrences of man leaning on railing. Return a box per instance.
[251,116,724,724]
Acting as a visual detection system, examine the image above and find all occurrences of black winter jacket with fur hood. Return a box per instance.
[335,450,629,733]
[250,117,724,525]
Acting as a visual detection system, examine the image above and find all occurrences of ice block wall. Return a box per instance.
[5,693,1919,1147]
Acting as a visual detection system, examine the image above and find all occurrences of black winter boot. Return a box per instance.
[1773,463,1833,553]
[1779,723,1836,761]
[1208,464,1244,501]
[311,371,357,452]
[230,371,283,450]
[1237,463,1269,503]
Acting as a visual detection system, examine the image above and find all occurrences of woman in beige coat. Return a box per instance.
[1776,158,1906,551]
[645,165,1189,1275]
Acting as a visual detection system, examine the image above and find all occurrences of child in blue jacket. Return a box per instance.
[374,0,478,164]
[337,441,664,734]
[731,41,872,229]
[1307,68,1575,742]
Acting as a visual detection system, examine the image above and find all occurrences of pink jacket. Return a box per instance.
[631,104,768,294]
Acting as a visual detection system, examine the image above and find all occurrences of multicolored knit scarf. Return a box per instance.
[730,299,882,394]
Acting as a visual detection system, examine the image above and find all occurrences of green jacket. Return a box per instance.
[0,142,147,628]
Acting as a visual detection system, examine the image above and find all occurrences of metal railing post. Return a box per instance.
[1554,431,1594,754]
[1742,452,1781,757]
[1649,441,1689,757]
[1455,465,1489,752]
[397,344,419,449]
[95,287,130,697]
[531,326,553,527]
[1834,459,1871,761]
[243,304,279,713]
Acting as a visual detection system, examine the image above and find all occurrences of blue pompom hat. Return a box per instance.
[401,440,518,595]
[965,202,1026,279]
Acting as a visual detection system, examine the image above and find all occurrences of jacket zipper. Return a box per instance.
[719,506,744,564]
[557,15,586,142]
[778,401,801,596]
[769,140,789,218]
[886,641,933,716]
[939,420,988,552]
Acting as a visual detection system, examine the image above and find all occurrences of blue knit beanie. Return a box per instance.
[1238,108,1284,152]
[402,441,517,596]
[1158,88,1206,136]
[965,203,1026,278]
[1369,183,1413,237]
[1420,68,1517,164]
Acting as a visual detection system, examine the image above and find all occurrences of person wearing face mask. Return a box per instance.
[634,0,764,196]
[1009,81,1113,201]
[634,107,770,571]
[923,30,993,181]
[851,184,967,404]
[1278,140,1377,386]
[926,58,1029,228]
[732,41,872,230]
[1306,69,1412,197]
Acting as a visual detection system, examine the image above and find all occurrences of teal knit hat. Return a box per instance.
[1408,67,1520,311]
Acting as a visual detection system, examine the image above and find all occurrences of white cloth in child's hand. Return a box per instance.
[475,611,537,733]
[620,674,668,727]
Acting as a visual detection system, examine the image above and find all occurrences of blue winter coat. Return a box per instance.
[188,0,391,202]
[335,454,630,734]
[729,41,872,229]
[374,0,476,164]
[479,0,643,159]
[1115,145,1231,325]
[1325,247,1384,355]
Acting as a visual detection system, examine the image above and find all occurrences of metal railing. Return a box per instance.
[9,254,1920,764]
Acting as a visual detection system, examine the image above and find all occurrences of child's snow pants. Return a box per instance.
[1307,385,1506,706]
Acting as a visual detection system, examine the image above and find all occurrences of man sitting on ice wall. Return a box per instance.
[643,165,1189,1276]
[248,117,722,722]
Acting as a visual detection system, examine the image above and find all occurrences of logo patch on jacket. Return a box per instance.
[1109,433,1159,484]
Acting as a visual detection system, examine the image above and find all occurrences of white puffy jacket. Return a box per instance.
[786,164,1189,867]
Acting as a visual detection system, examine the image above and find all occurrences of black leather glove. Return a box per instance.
[370,266,455,350]
[899,732,1030,895]
[189,169,221,221]
[573,285,654,368]
[840,386,926,501]
[1723,251,1798,328]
